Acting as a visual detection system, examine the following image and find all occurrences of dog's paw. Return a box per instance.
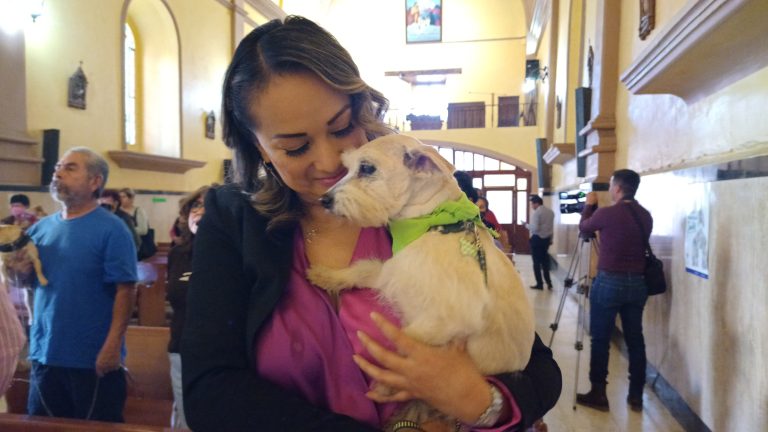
[306,265,348,293]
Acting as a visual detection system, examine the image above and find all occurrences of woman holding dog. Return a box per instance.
[182,16,561,432]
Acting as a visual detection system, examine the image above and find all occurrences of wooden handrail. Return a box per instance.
[0,413,176,431]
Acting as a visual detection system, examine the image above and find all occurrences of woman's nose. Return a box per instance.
[313,138,343,173]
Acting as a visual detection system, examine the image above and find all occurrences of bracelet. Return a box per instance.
[392,420,425,432]
[472,383,504,427]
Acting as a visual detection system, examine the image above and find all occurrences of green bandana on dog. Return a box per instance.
[389,195,484,254]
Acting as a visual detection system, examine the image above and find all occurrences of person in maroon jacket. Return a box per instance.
[576,169,653,413]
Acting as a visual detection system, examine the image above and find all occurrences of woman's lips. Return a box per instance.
[317,169,348,188]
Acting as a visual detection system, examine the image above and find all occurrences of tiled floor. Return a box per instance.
[516,254,685,431]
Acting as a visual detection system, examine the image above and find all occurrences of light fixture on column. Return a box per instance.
[523,59,549,92]
[30,0,45,22]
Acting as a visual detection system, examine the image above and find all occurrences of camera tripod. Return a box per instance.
[548,231,599,409]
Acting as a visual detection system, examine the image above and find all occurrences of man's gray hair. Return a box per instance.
[63,147,109,198]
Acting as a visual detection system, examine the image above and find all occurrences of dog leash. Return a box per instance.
[430,220,488,285]
[0,232,31,253]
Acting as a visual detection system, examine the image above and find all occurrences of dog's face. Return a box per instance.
[0,224,24,246]
[320,135,460,226]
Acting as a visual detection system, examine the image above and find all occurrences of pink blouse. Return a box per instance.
[253,226,521,430]
[253,227,401,427]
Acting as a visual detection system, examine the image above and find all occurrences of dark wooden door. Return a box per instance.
[470,169,532,254]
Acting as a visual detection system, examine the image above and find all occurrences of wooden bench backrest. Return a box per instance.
[124,325,172,401]
[0,413,174,431]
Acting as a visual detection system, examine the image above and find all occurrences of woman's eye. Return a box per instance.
[332,124,356,138]
[286,143,310,157]
[358,162,376,177]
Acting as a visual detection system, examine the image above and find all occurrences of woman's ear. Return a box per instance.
[255,141,271,164]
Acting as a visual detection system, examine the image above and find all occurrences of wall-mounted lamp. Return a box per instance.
[523,59,549,92]
[0,0,43,32]
[30,0,45,22]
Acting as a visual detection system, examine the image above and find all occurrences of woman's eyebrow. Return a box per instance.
[273,131,306,139]
[326,104,351,125]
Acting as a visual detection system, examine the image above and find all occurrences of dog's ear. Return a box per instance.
[403,146,454,176]
[403,150,441,174]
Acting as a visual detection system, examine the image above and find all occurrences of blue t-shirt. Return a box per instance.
[27,206,138,369]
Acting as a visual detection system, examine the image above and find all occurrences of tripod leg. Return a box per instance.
[563,239,582,288]
[548,281,570,347]
[548,239,583,347]
[572,280,588,410]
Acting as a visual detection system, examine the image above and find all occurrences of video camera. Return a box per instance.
[559,189,588,214]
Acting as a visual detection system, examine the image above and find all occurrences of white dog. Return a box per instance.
[0,224,47,287]
[307,135,535,427]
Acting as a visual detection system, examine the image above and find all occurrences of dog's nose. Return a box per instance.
[320,194,334,209]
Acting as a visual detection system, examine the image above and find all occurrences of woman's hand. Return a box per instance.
[354,312,491,424]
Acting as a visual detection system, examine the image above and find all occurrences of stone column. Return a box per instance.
[578,0,621,185]
[0,28,42,185]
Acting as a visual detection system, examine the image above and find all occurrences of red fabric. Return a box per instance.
[483,209,502,231]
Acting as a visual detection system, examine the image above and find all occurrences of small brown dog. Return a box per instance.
[0,224,48,286]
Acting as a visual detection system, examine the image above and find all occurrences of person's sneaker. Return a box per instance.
[627,394,643,412]
[529,285,543,290]
[547,284,553,290]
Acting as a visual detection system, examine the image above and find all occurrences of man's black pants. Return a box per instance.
[530,235,552,287]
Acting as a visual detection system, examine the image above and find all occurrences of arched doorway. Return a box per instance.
[428,144,533,254]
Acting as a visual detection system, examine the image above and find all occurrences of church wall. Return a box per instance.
[546,0,768,429]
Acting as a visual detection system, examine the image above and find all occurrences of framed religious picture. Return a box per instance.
[405,0,442,44]
[68,64,88,110]
[205,110,216,139]
[639,0,655,40]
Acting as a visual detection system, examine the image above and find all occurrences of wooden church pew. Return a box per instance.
[0,413,174,431]
[136,255,169,327]
[4,326,175,429]
[123,325,174,427]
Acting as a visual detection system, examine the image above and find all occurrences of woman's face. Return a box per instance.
[118,192,132,208]
[249,71,367,204]
[187,196,205,235]
[477,198,488,213]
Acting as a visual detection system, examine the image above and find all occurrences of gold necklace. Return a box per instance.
[304,226,319,243]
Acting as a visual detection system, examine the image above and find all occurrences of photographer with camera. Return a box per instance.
[576,169,652,413]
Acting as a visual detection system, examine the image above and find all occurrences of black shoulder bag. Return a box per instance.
[626,204,667,295]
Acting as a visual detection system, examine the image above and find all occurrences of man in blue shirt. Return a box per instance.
[9,147,137,421]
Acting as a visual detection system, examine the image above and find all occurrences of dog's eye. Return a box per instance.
[358,162,376,177]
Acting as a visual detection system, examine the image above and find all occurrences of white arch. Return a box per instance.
[417,138,536,174]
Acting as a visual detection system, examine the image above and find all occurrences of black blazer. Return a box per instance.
[182,185,561,432]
